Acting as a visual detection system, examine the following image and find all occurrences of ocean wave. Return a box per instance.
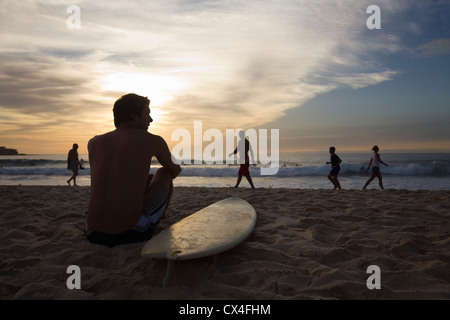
[0,159,65,167]
[2,163,448,177]
[0,167,90,176]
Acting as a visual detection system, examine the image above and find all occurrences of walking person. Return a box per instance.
[229,130,256,189]
[67,143,81,186]
[363,145,388,190]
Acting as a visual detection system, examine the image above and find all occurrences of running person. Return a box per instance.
[326,146,342,190]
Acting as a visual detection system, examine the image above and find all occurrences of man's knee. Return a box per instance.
[155,167,173,179]
[150,168,173,190]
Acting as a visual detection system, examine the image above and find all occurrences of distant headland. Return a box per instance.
[0,146,24,155]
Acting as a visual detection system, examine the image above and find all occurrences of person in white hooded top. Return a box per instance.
[363,145,389,190]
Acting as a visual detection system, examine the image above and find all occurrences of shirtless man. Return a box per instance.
[326,146,342,190]
[229,130,256,189]
[84,93,181,247]
[67,143,81,186]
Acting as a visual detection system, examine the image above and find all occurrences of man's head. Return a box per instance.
[113,93,151,128]
[329,146,336,153]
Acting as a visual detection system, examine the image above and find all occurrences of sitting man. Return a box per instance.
[84,93,181,247]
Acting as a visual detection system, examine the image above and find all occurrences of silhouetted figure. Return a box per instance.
[67,143,81,186]
[229,131,256,189]
[326,146,342,190]
[84,93,181,247]
[363,145,388,190]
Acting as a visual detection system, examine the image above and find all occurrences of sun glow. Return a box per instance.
[100,72,186,108]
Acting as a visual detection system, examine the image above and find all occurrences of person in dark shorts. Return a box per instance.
[326,146,342,190]
[363,145,388,190]
[84,93,181,247]
[229,131,256,189]
[67,143,81,186]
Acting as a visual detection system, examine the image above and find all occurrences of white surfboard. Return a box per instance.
[141,197,257,287]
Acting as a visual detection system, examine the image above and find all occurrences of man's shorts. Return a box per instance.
[84,183,169,247]
[84,222,158,247]
[372,166,380,174]
[329,166,340,176]
[238,163,250,177]
[132,190,168,232]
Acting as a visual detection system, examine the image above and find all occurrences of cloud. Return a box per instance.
[0,0,423,152]
[136,0,406,129]
[332,70,398,89]
[412,38,450,58]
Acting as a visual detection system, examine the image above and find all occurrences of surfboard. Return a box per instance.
[141,197,257,287]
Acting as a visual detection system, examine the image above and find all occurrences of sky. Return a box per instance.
[0,0,449,155]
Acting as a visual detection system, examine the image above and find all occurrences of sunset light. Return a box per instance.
[100,72,186,109]
[0,0,449,155]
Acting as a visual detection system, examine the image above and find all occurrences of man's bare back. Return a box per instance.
[85,95,181,239]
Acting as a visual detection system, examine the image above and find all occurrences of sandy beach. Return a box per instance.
[1,185,449,300]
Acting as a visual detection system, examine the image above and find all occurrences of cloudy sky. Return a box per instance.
[1,0,449,154]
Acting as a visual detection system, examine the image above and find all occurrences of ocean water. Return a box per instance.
[1,152,450,190]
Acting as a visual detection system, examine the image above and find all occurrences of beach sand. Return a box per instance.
[1,185,449,300]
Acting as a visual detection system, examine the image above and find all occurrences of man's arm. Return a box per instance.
[248,142,256,165]
[87,137,97,165]
[155,136,181,178]
[229,147,238,157]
